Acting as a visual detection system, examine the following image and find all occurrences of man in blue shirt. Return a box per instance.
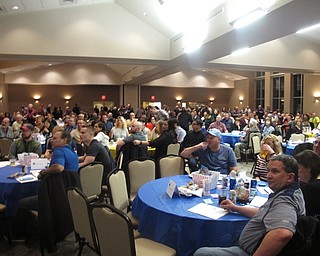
[38,129,78,178]
[181,128,237,175]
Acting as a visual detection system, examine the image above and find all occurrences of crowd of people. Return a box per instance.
[1,101,320,255]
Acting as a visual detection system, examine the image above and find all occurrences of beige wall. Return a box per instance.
[141,86,236,110]
[228,79,250,109]
[304,74,320,114]
[7,84,120,114]
[123,85,139,110]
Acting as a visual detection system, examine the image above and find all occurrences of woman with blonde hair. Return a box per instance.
[109,116,128,141]
[149,120,165,141]
[253,134,283,181]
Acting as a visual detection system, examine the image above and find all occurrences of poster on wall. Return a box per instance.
[143,101,162,109]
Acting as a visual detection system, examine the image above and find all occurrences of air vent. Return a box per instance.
[60,0,77,6]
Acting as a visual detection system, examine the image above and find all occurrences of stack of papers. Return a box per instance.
[188,203,228,220]
[249,196,268,208]
[178,187,203,197]
[15,174,38,183]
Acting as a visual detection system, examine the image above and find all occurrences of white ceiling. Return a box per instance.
[1,0,320,84]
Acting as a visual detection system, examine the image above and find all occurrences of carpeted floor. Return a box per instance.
[0,161,254,256]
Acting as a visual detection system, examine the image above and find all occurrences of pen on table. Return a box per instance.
[20,177,34,181]
[264,188,270,194]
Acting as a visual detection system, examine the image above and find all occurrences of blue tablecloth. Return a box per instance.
[285,144,295,155]
[132,175,253,256]
[220,133,242,147]
[0,164,40,216]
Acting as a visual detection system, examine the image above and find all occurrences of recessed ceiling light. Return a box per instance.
[12,5,19,10]
[143,11,148,16]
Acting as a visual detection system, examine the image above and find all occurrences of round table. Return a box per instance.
[132,175,252,256]
[0,163,39,216]
[220,133,242,147]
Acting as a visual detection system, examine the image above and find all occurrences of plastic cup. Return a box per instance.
[260,150,268,159]
[9,157,16,166]
[218,188,227,204]
[203,179,211,196]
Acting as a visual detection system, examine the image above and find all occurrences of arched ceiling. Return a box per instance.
[1,0,320,85]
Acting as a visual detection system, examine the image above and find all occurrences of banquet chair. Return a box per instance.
[67,187,100,256]
[276,135,283,144]
[166,143,180,155]
[292,142,314,156]
[158,154,185,178]
[0,138,13,161]
[107,169,139,229]
[0,203,12,246]
[289,133,305,142]
[128,158,156,200]
[92,204,176,256]
[79,161,104,202]
[250,135,262,174]
[241,132,261,164]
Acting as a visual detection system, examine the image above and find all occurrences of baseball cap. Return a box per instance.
[206,128,221,139]
[21,124,35,132]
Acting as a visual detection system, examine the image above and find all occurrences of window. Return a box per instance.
[291,74,304,115]
[255,79,265,109]
[255,71,265,77]
[272,76,284,112]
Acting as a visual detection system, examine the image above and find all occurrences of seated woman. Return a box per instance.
[94,121,110,147]
[109,116,129,141]
[253,134,283,181]
[285,118,303,141]
[149,119,163,141]
[294,149,320,216]
[133,119,177,175]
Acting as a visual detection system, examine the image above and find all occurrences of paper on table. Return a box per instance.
[178,187,203,197]
[249,196,268,208]
[30,170,41,178]
[188,203,228,220]
[256,186,273,195]
[15,174,38,183]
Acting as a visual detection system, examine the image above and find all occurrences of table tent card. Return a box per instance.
[166,179,179,198]
[31,158,50,170]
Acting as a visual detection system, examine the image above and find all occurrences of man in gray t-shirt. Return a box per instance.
[194,154,305,256]
[116,121,146,152]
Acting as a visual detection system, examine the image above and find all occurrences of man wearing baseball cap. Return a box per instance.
[9,123,42,158]
[181,128,237,174]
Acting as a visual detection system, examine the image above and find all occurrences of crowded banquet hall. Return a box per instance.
[1,0,320,255]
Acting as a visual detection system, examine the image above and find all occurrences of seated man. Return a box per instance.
[181,128,237,175]
[116,121,147,152]
[79,125,112,183]
[209,115,227,133]
[9,124,42,158]
[194,154,305,256]
[180,119,206,171]
[12,130,79,250]
[0,117,14,139]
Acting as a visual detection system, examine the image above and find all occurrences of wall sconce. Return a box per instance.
[239,96,244,105]
[0,94,2,103]
[314,97,320,103]
[64,95,72,104]
[209,97,215,104]
[33,95,41,103]
[175,96,182,101]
